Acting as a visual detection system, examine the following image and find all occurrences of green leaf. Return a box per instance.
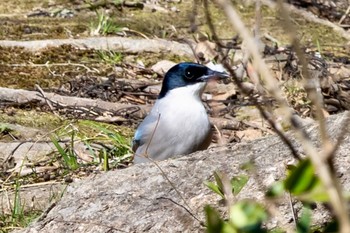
[51,135,65,157]
[297,188,330,202]
[204,181,225,198]
[284,159,320,195]
[204,171,225,198]
[283,158,338,203]
[51,135,79,170]
[205,205,225,233]
[296,206,311,233]
[266,181,285,198]
[231,175,249,195]
[267,228,286,233]
[205,205,238,233]
[229,200,267,232]
[12,181,22,218]
[80,120,131,153]
[205,173,249,198]
[221,222,238,233]
[214,172,225,193]
[0,123,12,134]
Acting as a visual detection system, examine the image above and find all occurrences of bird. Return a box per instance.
[132,62,228,163]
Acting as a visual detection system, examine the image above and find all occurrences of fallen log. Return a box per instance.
[0,87,240,130]
[0,87,150,120]
[0,37,194,58]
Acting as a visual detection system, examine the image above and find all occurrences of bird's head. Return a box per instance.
[158,62,229,99]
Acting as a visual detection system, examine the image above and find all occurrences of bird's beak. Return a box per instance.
[199,69,230,82]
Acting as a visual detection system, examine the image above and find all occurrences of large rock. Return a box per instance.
[19,112,350,232]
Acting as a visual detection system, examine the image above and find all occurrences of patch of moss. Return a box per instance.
[0,109,63,130]
[0,45,110,89]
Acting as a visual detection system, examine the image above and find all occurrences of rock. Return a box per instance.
[151,60,176,76]
[195,40,217,63]
[18,112,350,233]
[143,84,162,94]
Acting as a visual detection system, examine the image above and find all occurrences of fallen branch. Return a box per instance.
[0,87,237,130]
[0,87,150,120]
[0,37,194,58]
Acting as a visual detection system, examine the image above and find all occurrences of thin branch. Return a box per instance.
[288,193,297,229]
[276,1,350,232]
[35,84,61,118]
[209,0,350,231]
[204,0,301,160]
[8,61,100,73]
[144,113,161,156]
[338,5,350,25]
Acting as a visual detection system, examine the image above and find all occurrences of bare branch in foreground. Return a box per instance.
[210,0,350,231]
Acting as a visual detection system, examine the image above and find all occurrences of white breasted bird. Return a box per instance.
[132,62,228,163]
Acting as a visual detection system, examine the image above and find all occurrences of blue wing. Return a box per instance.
[131,129,141,152]
[132,111,159,153]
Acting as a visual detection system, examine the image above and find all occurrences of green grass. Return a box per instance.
[96,50,123,64]
[0,178,41,233]
[90,10,123,36]
[51,120,132,171]
[51,133,79,170]
[0,211,41,233]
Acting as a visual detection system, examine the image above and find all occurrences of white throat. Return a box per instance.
[165,82,207,101]
[154,82,208,120]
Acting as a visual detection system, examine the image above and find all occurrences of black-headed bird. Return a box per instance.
[132,62,228,163]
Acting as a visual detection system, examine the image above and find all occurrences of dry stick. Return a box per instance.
[15,181,61,189]
[251,0,269,95]
[181,38,201,64]
[203,2,296,231]
[338,5,350,25]
[35,84,61,118]
[276,1,350,232]
[288,193,297,229]
[8,62,99,73]
[254,0,262,37]
[0,37,194,58]
[220,172,235,210]
[276,1,330,152]
[256,2,297,226]
[204,0,301,160]
[212,0,291,110]
[144,113,161,157]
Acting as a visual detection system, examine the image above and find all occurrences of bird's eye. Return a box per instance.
[185,69,194,79]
